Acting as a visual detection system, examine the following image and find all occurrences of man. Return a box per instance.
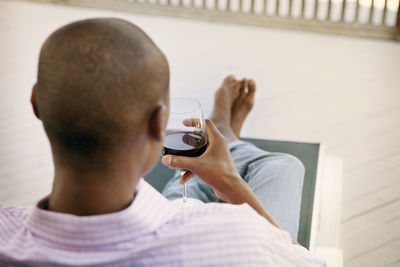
[0,18,325,266]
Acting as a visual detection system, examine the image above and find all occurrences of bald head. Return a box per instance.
[35,18,169,167]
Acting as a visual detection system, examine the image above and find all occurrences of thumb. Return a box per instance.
[162,155,197,171]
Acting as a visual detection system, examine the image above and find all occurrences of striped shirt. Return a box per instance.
[0,179,325,266]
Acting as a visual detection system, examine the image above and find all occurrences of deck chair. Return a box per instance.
[144,138,343,266]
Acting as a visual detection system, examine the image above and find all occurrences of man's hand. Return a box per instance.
[161,119,249,203]
[162,119,296,243]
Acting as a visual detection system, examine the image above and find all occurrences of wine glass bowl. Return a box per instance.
[162,98,207,207]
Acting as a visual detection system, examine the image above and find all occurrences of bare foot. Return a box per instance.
[231,79,256,138]
[209,76,242,143]
[210,75,241,124]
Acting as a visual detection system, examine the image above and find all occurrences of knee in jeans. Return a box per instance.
[281,154,305,182]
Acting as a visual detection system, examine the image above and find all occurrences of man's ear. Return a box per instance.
[148,104,168,142]
[31,84,40,119]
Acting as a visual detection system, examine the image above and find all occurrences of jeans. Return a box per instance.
[161,140,305,240]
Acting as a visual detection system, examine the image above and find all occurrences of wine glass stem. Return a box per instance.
[182,183,187,203]
[180,170,188,203]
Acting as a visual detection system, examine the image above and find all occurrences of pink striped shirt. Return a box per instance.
[0,179,325,266]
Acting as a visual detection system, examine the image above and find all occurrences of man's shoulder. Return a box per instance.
[167,202,275,237]
[153,203,303,265]
[176,202,259,221]
[196,202,266,220]
[194,202,259,219]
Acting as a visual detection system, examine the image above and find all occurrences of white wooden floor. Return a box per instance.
[0,1,399,266]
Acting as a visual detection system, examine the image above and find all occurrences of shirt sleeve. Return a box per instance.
[236,203,327,266]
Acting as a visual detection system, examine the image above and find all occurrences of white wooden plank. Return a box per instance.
[345,238,400,267]
[343,152,400,186]
[343,165,400,203]
[343,217,400,262]
[342,199,400,242]
[342,182,400,222]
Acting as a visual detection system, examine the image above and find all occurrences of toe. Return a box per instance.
[240,79,255,109]
[223,75,236,87]
[238,79,247,97]
[247,79,256,96]
[222,76,242,100]
[231,80,243,98]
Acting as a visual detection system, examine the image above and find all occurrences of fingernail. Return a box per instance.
[162,156,172,166]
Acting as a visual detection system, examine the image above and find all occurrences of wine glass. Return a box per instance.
[162,98,207,207]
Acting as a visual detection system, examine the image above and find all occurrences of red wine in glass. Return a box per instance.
[162,131,207,157]
[163,98,206,207]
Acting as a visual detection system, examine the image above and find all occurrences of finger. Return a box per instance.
[204,119,224,143]
[162,155,196,171]
[178,171,196,184]
[182,118,202,128]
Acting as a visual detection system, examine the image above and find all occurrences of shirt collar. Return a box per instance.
[25,179,178,247]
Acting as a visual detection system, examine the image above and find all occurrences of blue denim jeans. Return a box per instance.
[162,140,305,240]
